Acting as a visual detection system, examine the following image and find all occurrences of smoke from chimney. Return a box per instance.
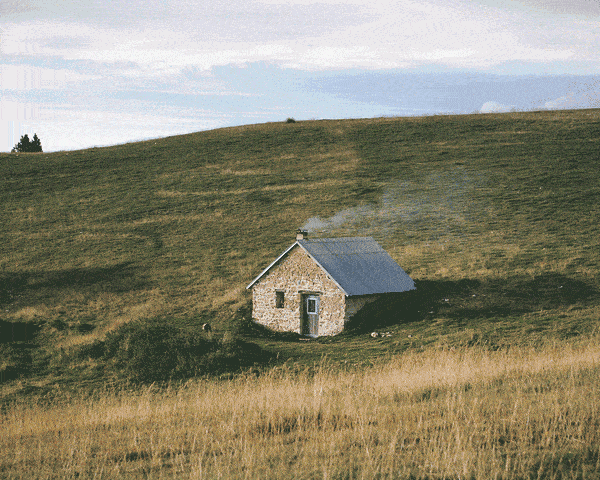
[299,170,482,237]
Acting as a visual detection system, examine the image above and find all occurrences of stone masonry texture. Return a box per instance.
[251,245,348,336]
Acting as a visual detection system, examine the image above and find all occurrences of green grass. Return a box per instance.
[1,110,600,392]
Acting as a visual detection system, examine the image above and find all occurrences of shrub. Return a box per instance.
[285,117,296,123]
[103,320,207,382]
[103,319,269,383]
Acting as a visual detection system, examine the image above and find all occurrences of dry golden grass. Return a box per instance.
[2,339,599,479]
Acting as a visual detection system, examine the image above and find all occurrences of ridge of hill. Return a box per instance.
[1,110,600,391]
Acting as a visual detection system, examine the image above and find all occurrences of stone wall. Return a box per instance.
[251,245,346,336]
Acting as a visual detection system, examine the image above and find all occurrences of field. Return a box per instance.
[3,341,600,478]
[1,109,600,478]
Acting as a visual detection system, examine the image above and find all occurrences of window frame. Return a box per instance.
[275,291,285,308]
[307,298,317,314]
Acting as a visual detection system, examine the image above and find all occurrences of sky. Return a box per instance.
[1,0,599,152]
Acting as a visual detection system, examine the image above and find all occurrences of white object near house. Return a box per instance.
[246,230,415,337]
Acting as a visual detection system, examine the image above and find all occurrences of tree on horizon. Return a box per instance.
[12,133,43,153]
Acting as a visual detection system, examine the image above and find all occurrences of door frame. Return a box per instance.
[300,292,320,337]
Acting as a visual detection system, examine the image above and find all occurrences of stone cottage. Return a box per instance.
[246,230,415,337]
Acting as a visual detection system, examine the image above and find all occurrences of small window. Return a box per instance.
[276,291,285,308]
[307,298,317,314]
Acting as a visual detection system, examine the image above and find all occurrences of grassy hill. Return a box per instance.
[2,109,600,478]
[1,109,600,390]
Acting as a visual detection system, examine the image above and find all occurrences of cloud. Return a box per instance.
[543,87,600,110]
[0,63,100,90]
[500,0,600,16]
[479,101,514,113]
[2,0,597,73]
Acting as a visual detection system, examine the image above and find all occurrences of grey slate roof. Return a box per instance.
[247,237,415,296]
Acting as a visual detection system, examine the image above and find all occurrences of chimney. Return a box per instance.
[296,228,308,241]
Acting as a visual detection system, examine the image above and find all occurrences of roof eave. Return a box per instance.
[296,242,350,296]
[246,240,350,296]
[247,237,416,297]
[345,283,416,296]
[246,241,300,290]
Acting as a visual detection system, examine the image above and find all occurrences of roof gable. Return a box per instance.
[247,237,415,296]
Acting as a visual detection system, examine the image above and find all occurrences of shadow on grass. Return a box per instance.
[0,320,42,343]
[0,342,39,382]
[0,262,149,305]
[345,273,600,333]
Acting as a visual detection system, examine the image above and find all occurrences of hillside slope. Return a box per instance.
[1,110,600,386]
